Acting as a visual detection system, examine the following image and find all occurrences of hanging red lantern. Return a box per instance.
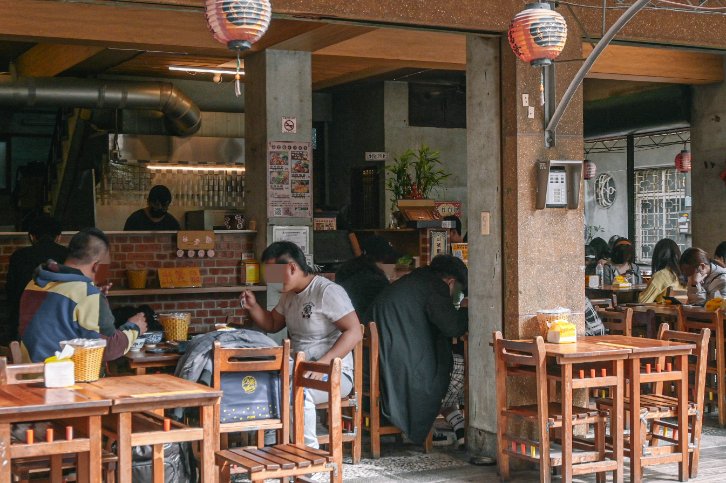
[675,149,691,173]
[205,0,272,95]
[508,3,567,66]
[583,159,597,180]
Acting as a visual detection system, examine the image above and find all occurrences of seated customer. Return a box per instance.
[589,236,610,267]
[5,214,68,344]
[603,239,642,285]
[680,247,726,305]
[336,236,396,317]
[367,255,468,446]
[639,238,685,303]
[585,298,606,336]
[240,241,362,448]
[19,228,147,362]
[124,185,180,231]
[715,241,726,266]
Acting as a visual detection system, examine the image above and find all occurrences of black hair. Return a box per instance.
[67,227,109,264]
[608,235,624,250]
[429,254,468,293]
[443,215,462,236]
[715,241,726,261]
[27,214,62,241]
[681,247,726,269]
[261,241,314,275]
[589,237,610,260]
[148,185,172,204]
[651,238,683,280]
[611,241,635,265]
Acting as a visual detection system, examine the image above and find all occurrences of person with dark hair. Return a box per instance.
[680,247,726,305]
[336,236,397,317]
[240,241,362,448]
[639,239,685,303]
[124,185,180,231]
[715,241,726,266]
[4,214,69,344]
[603,239,642,285]
[366,254,468,447]
[589,237,610,265]
[443,215,465,244]
[19,227,147,362]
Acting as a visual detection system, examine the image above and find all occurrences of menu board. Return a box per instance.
[267,141,312,218]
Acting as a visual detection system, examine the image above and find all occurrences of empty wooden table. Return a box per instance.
[77,374,221,483]
[124,346,181,375]
[0,384,111,483]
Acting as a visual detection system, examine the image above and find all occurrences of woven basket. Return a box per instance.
[536,309,571,338]
[70,346,105,382]
[159,312,191,341]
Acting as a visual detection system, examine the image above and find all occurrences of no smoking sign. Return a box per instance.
[281,116,297,134]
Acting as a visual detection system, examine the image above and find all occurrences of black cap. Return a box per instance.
[361,236,400,264]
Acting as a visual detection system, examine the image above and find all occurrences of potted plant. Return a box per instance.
[385,145,451,226]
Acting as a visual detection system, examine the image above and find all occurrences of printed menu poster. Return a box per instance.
[268,141,312,218]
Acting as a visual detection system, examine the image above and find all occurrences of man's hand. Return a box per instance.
[129,312,148,334]
[240,290,258,310]
[99,282,113,296]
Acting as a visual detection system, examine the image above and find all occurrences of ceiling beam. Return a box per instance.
[584,43,724,84]
[16,44,105,77]
[272,23,375,52]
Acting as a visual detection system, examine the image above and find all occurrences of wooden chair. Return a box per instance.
[215,353,343,483]
[0,341,22,364]
[678,306,726,426]
[362,322,432,458]
[316,325,363,463]
[0,358,117,483]
[493,332,609,483]
[597,307,633,337]
[212,340,290,450]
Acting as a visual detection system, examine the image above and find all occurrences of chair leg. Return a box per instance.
[218,460,231,483]
[717,331,726,426]
[595,419,606,483]
[256,429,266,447]
[690,412,703,478]
[423,430,433,453]
[497,414,510,481]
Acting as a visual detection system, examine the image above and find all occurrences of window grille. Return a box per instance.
[634,168,687,264]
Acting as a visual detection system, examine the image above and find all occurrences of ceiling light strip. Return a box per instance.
[146,164,245,173]
[168,66,244,75]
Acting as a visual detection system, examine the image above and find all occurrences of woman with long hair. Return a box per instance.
[680,247,726,305]
[638,239,685,303]
[714,241,726,266]
[603,239,642,285]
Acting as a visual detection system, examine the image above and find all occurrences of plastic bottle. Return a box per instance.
[595,263,604,288]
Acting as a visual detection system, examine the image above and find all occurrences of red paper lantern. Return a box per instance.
[583,159,597,180]
[675,149,691,173]
[508,3,567,66]
[205,0,272,51]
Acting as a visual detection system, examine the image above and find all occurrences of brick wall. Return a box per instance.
[0,231,259,338]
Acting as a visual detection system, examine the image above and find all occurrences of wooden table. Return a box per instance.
[544,338,630,482]
[587,284,648,305]
[0,384,111,483]
[77,374,221,483]
[587,335,695,482]
[125,345,181,375]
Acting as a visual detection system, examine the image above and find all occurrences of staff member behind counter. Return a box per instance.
[124,185,181,231]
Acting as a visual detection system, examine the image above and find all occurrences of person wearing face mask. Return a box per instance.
[19,228,147,362]
[679,247,726,306]
[365,254,469,447]
[123,185,180,231]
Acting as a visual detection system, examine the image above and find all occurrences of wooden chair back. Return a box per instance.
[293,352,343,482]
[597,307,633,337]
[212,340,290,445]
[0,357,44,385]
[0,341,22,364]
[655,323,710,406]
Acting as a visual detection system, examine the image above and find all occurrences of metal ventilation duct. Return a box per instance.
[0,77,201,136]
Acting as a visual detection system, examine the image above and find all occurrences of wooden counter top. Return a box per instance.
[107,285,265,296]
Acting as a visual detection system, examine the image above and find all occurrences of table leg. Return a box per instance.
[677,354,689,481]
[117,412,133,483]
[0,423,10,483]
[561,363,573,483]
[199,404,218,483]
[76,415,101,482]
[612,359,624,483]
[630,360,642,483]
[153,444,164,482]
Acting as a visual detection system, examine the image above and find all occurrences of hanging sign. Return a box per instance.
[267,141,312,218]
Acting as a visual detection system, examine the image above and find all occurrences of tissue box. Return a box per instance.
[44,360,75,387]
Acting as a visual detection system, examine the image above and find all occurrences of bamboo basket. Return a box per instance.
[536,308,571,338]
[159,312,191,341]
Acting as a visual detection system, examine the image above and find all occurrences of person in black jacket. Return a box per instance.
[124,185,180,231]
[5,214,68,345]
[366,255,468,446]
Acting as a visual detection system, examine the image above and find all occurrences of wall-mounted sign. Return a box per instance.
[281,116,297,134]
[267,141,312,218]
[594,172,617,209]
[365,152,388,161]
[435,201,462,219]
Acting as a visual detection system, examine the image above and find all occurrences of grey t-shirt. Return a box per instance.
[275,276,355,379]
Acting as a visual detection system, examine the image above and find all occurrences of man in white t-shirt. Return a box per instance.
[240,241,362,447]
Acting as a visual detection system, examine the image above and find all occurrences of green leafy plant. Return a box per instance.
[385,145,451,209]
[584,224,605,244]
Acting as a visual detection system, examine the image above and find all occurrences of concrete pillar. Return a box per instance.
[244,49,313,255]
[465,35,502,456]
[691,58,726,252]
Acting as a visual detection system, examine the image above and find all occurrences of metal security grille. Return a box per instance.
[634,168,688,263]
